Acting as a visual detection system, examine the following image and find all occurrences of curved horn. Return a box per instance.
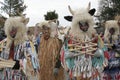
[68,5,74,15]
[87,2,91,11]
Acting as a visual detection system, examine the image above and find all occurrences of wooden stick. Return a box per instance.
[68,40,97,47]
[68,44,97,51]
[0,61,15,68]
[69,48,97,51]
[0,38,7,44]
[0,58,15,68]
[69,48,97,57]
[104,44,113,46]
[76,44,97,49]
[73,51,95,57]
[0,58,15,63]
[0,61,15,65]
[89,42,97,45]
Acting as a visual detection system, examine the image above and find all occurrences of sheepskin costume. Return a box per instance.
[103,20,120,80]
[104,20,120,44]
[62,2,106,80]
[38,21,64,80]
[4,16,28,49]
[0,16,40,80]
[66,3,96,40]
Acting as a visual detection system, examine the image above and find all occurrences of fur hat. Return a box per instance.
[38,21,58,37]
[104,20,120,43]
[64,2,96,40]
[4,16,29,48]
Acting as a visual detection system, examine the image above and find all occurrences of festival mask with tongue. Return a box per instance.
[79,21,89,32]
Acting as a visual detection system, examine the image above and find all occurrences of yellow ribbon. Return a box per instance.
[30,41,35,54]
[98,35,104,48]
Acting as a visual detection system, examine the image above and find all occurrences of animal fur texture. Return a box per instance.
[69,5,96,40]
[38,21,58,38]
[38,21,64,80]
[3,16,40,80]
[62,2,104,80]
[104,20,120,44]
[4,16,29,48]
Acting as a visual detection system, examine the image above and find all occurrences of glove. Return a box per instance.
[55,59,61,68]
[12,60,20,70]
[53,68,59,76]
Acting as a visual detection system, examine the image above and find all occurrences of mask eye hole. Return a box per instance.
[109,27,115,34]
[10,27,17,32]
[9,27,17,38]
[79,22,88,27]
[42,25,49,30]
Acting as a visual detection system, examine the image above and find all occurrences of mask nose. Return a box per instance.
[10,27,17,38]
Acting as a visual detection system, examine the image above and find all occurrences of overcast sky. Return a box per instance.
[0,0,99,26]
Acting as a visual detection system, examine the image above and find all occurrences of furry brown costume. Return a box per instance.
[38,21,64,80]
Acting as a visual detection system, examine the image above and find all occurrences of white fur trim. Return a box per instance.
[104,20,119,43]
[69,8,96,40]
[4,16,28,48]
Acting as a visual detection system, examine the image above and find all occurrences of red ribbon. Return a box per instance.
[9,41,14,60]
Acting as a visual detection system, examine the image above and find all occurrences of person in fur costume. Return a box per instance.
[61,2,107,80]
[0,15,39,80]
[38,21,64,80]
[104,20,120,45]
[102,20,120,80]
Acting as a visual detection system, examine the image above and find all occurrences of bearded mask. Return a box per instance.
[42,25,50,40]
[9,27,17,38]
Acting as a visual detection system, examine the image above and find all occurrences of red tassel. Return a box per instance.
[116,73,120,80]
[104,51,110,60]
[68,39,72,44]
[69,70,73,79]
